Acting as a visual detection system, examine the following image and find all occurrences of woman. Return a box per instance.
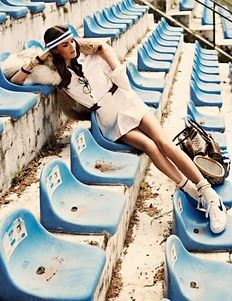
[11,25,227,234]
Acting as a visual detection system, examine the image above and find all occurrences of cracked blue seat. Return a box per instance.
[94,11,127,33]
[192,62,220,84]
[70,127,140,186]
[0,11,7,23]
[130,80,161,108]
[187,100,225,132]
[191,71,221,95]
[91,111,135,152]
[173,190,232,252]
[138,47,171,73]
[0,208,105,301]
[0,1,28,18]
[40,160,125,235]
[143,41,174,62]
[126,61,165,93]
[179,0,194,11]
[161,17,183,33]
[84,15,120,38]
[166,234,232,301]
[102,7,133,28]
[0,52,55,97]
[148,36,177,55]
[190,80,222,108]
[1,0,45,13]
[0,87,37,119]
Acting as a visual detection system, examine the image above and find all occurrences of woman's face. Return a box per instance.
[55,37,77,60]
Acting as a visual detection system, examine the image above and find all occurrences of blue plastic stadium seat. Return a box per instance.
[117,2,142,18]
[148,36,177,55]
[84,15,120,38]
[126,0,149,12]
[155,23,181,42]
[111,4,137,24]
[23,39,45,51]
[122,0,145,15]
[152,30,179,48]
[166,235,232,301]
[0,1,28,19]
[143,41,174,62]
[159,20,182,37]
[161,17,183,33]
[202,0,214,25]
[195,52,219,68]
[173,190,232,252]
[0,119,4,134]
[0,52,55,97]
[0,87,37,119]
[66,23,80,38]
[91,111,135,152]
[94,11,127,33]
[0,208,105,301]
[130,80,162,108]
[102,7,133,29]
[190,80,222,108]
[70,127,140,186]
[40,160,126,235]
[191,70,221,94]
[195,43,218,61]
[192,62,220,84]
[137,47,171,73]
[187,100,225,132]
[0,11,7,23]
[195,40,217,55]
[194,58,220,75]
[1,0,45,13]
[179,0,194,11]
[126,61,165,93]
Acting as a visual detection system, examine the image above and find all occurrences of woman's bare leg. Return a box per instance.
[120,127,183,184]
[138,111,204,184]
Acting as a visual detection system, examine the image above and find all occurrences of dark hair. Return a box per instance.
[44,25,84,89]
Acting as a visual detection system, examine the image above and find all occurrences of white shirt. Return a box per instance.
[63,54,131,109]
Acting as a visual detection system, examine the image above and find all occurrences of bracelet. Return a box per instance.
[21,67,32,75]
[35,55,44,64]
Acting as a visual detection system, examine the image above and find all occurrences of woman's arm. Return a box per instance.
[10,51,51,85]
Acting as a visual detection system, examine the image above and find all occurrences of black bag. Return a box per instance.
[173,119,230,185]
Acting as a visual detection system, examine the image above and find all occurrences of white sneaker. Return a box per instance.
[198,196,227,234]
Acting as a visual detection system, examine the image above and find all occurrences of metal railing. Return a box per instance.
[194,0,232,46]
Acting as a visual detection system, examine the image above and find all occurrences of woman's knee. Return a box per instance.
[155,139,177,156]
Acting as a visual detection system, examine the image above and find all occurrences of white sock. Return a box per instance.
[177,176,198,200]
[196,179,219,208]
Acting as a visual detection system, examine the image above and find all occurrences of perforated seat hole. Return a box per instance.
[71,206,78,212]
[36,266,46,275]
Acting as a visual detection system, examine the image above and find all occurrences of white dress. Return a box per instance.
[64,54,150,142]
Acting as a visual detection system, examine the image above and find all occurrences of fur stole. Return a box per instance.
[0,48,61,85]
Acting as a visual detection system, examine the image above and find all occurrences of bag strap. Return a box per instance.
[188,119,211,143]
[172,127,196,146]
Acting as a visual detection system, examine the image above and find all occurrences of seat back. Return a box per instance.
[66,23,80,38]
[23,39,45,50]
